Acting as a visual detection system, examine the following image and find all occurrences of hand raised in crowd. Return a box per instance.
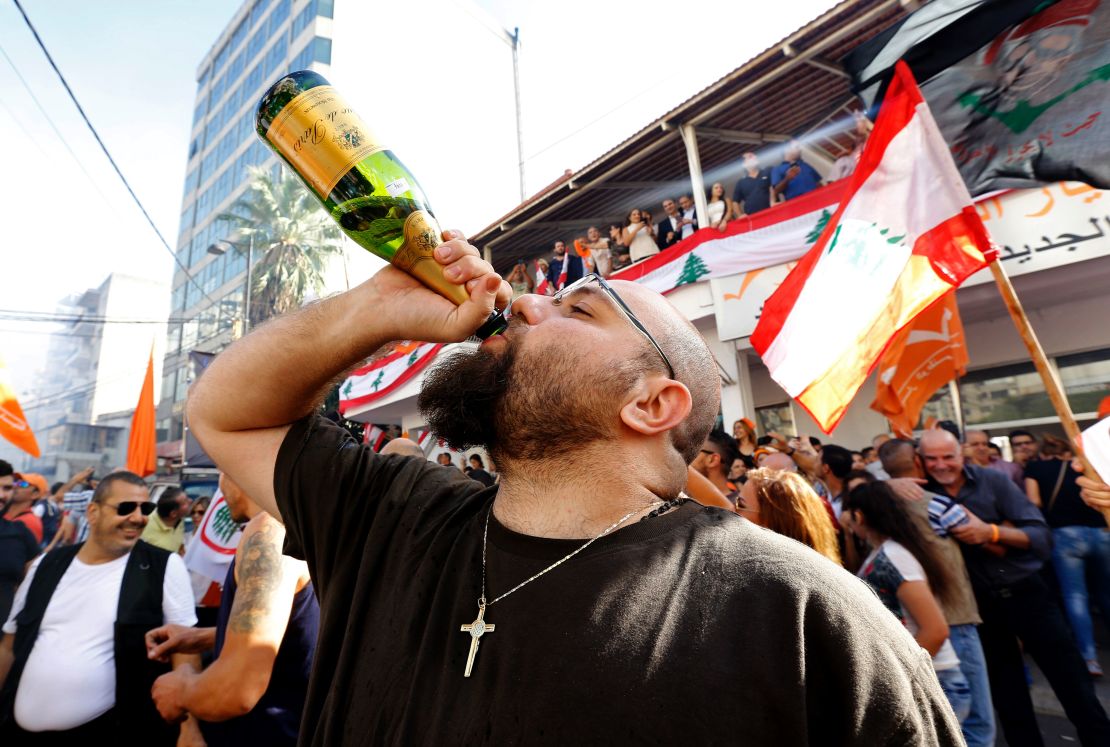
[146,623,216,663]
[368,229,513,343]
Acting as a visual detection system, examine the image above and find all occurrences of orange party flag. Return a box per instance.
[871,292,968,438]
[0,356,40,458]
[126,346,157,477]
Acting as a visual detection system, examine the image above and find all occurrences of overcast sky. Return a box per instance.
[0,0,839,397]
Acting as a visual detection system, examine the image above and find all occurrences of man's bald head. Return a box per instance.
[878,439,918,478]
[609,280,721,464]
[919,429,960,452]
[760,452,798,472]
[380,438,426,458]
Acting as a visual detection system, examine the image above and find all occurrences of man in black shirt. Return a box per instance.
[188,228,960,745]
[731,151,772,218]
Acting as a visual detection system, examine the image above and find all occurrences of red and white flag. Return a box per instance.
[751,61,995,433]
[416,429,434,455]
[534,260,551,296]
[363,424,387,451]
[556,257,569,291]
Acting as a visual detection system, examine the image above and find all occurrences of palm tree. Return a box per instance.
[217,165,345,328]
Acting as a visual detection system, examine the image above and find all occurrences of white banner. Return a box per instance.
[184,489,241,585]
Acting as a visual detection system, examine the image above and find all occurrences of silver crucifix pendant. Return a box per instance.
[460,602,495,677]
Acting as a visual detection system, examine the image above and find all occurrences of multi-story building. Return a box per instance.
[161,0,521,454]
[160,0,335,449]
[1,273,166,478]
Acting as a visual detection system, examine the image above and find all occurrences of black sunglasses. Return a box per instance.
[108,501,156,517]
[553,274,675,378]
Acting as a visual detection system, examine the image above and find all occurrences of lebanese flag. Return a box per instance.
[415,429,434,455]
[363,424,387,451]
[751,62,994,433]
[871,292,969,437]
[556,254,570,290]
[534,260,551,296]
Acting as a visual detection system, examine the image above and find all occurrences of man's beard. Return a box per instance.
[419,333,632,464]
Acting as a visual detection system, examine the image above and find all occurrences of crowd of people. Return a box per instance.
[507,131,871,295]
[684,416,1110,746]
[3,220,1110,745]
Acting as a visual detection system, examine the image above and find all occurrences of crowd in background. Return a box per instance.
[684,407,1110,746]
[505,117,873,297]
[5,396,1110,745]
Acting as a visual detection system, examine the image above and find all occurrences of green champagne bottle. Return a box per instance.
[255,71,506,338]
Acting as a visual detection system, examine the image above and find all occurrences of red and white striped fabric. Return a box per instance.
[751,61,995,433]
[363,424,387,451]
[416,429,433,455]
[534,259,551,296]
[556,253,569,290]
[339,342,443,415]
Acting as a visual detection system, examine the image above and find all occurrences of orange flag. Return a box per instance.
[0,356,40,458]
[126,346,157,477]
[871,292,968,438]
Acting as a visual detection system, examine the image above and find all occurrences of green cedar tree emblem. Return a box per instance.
[675,252,710,286]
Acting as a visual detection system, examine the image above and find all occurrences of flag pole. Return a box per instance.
[988,259,1110,521]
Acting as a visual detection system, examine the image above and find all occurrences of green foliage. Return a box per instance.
[218,165,345,327]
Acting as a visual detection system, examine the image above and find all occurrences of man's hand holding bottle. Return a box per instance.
[367,228,513,343]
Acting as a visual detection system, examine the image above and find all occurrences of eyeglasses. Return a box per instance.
[108,501,157,517]
[553,273,675,378]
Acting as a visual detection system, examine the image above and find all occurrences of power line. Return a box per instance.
[0,310,191,325]
[9,0,219,309]
[0,40,115,207]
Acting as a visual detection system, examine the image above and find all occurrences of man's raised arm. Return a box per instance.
[186,230,511,519]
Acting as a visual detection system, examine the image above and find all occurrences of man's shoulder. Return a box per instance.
[134,539,174,563]
[683,509,858,594]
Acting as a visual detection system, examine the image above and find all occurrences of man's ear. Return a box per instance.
[619,378,692,436]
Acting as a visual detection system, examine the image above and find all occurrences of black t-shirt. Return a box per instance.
[1025,458,1106,528]
[0,518,39,623]
[275,415,960,746]
[732,170,772,214]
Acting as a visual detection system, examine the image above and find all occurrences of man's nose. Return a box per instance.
[509,293,558,326]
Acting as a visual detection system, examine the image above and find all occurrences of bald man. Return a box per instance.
[186,230,959,744]
[379,438,425,458]
[919,430,1110,746]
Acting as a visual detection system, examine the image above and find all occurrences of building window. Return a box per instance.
[318,0,334,18]
[313,36,332,64]
[960,362,1053,426]
[1058,348,1110,415]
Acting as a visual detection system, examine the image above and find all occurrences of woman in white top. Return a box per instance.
[621,208,659,263]
[842,481,972,726]
[706,182,732,231]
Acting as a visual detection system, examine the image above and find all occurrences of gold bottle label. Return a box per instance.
[265,86,384,196]
[394,211,469,305]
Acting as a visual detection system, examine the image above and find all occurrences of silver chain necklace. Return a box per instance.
[458,497,664,677]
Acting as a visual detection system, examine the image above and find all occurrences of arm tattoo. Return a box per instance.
[228,521,284,634]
